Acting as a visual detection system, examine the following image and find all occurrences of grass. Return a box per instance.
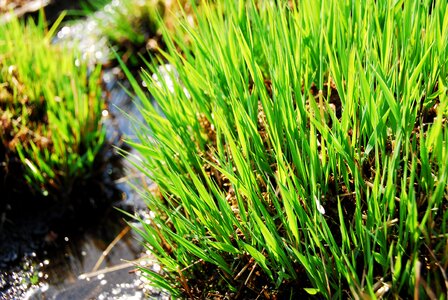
[0,12,106,200]
[81,0,168,66]
[123,0,448,298]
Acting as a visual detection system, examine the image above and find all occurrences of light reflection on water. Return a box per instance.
[31,210,146,299]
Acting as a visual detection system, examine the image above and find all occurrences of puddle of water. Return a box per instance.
[25,210,148,300]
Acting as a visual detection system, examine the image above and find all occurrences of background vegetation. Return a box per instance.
[81,0,187,67]
[0,13,106,201]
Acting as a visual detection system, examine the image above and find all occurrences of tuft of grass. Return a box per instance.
[126,0,448,298]
[81,0,194,68]
[81,0,168,66]
[0,12,106,200]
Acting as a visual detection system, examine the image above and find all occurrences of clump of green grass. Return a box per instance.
[81,0,167,66]
[124,0,448,298]
[0,13,106,199]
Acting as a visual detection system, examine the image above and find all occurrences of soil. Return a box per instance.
[0,0,83,23]
[0,0,41,14]
[1,0,49,24]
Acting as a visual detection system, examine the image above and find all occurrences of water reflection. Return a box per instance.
[32,208,145,299]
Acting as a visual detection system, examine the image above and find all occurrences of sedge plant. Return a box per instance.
[0,12,106,199]
[124,0,448,298]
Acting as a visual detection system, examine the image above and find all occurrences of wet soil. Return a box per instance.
[0,0,83,19]
[0,0,49,16]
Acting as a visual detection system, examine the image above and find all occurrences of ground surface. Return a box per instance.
[0,0,49,21]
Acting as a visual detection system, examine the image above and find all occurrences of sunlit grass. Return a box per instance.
[124,0,448,298]
[0,13,106,198]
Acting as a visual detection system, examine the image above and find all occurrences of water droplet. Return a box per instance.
[152,264,161,272]
[40,283,49,292]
